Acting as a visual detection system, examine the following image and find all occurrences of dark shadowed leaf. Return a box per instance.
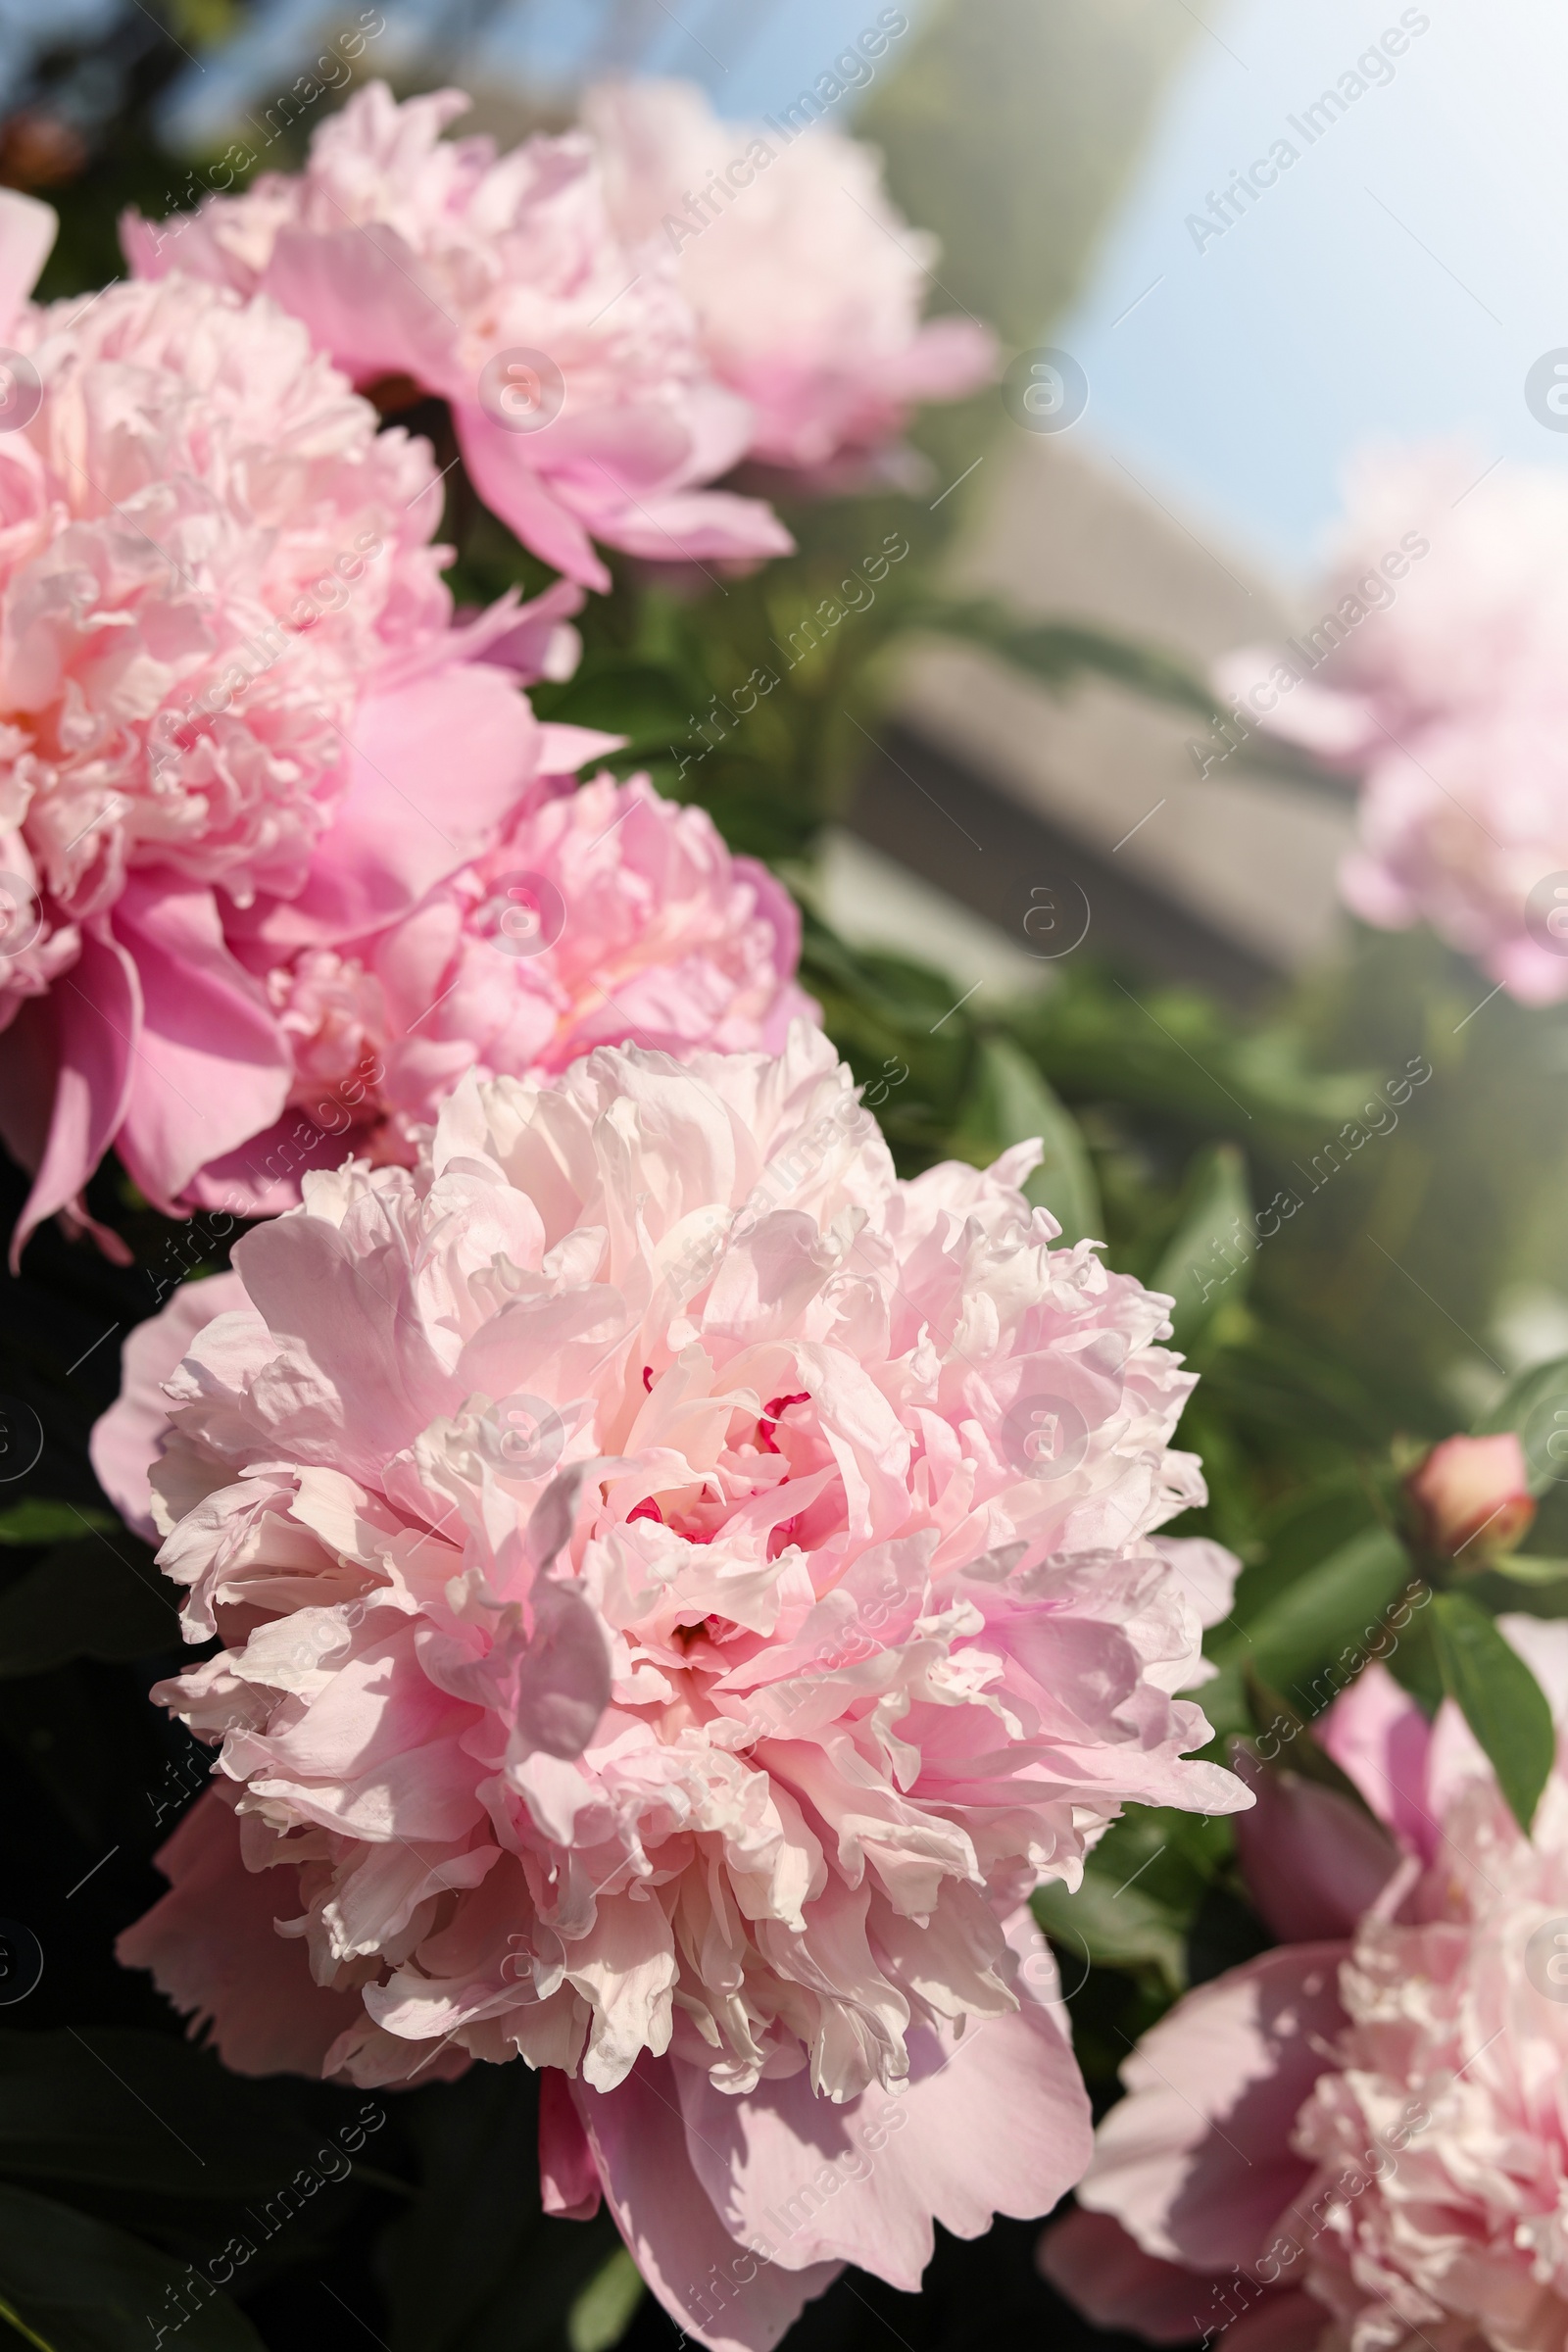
[0,2031,333,2202]
[0,2180,266,2350]
[0,1539,175,1676]
[385,2068,616,2352]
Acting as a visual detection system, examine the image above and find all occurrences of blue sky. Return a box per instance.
[1053,0,1568,579]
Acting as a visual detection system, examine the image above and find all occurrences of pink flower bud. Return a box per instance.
[1407,1431,1535,1560]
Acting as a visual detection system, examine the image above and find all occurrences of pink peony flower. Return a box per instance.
[0,190,580,1257]
[122,83,794,592]
[582,79,997,480]
[1216,444,1568,1004]
[1406,1431,1535,1564]
[203,768,819,1214]
[101,1027,1246,2348]
[1041,1622,1568,2352]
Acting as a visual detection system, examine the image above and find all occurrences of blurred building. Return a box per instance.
[828,431,1354,1004]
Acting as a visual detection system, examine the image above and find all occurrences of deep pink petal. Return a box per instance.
[238,667,542,952]
[259,222,457,391]
[7,921,140,1266]
[1231,1753,1399,1941]
[453,407,612,589]
[539,2067,602,2220]
[180,1114,364,1220]
[110,874,290,1211]
[593,485,794,567]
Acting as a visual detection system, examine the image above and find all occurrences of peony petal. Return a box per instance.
[6,921,140,1267]
[260,221,458,392]
[239,667,541,952]
[1078,1943,1348,2277]
[572,2054,842,2352]
[675,1937,1091,2292]
[1038,2208,1214,2343]
[0,189,56,335]
[453,408,612,590]
[1231,1752,1399,1942]
[89,1271,249,1539]
[110,873,290,1212]
[117,1790,362,2077]
[1316,1663,1437,1861]
[539,2067,602,2220]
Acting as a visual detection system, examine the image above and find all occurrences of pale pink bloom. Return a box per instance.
[0,193,571,1257]
[582,79,997,480]
[1407,1432,1535,1563]
[1217,445,1568,1004]
[1041,1621,1568,2352]
[203,769,819,1214]
[122,83,793,592]
[104,1029,1245,2348]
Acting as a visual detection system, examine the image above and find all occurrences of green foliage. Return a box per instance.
[383,2070,616,2352]
[948,1035,1103,1242]
[0,2180,266,2351]
[1429,1591,1556,1835]
[0,1504,114,1547]
[1151,1144,1254,1354]
[0,1537,176,1676]
[566,2250,645,2352]
[1478,1353,1568,1492]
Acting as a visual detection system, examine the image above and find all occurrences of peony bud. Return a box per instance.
[1407,1431,1535,1561]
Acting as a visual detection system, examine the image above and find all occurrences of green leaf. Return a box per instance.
[0,1504,114,1549]
[911,598,1218,719]
[566,2248,645,2352]
[1477,1355,1568,1495]
[1031,1874,1187,1995]
[1229,1473,1382,1629]
[0,2031,334,2202]
[1151,1144,1254,1352]
[1203,1526,1415,1736]
[0,2180,265,2351]
[0,1540,176,1677]
[950,1036,1102,1244]
[1429,1591,1554,1835]
[530,660,695,766]
[1030,1807,1233,1995]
